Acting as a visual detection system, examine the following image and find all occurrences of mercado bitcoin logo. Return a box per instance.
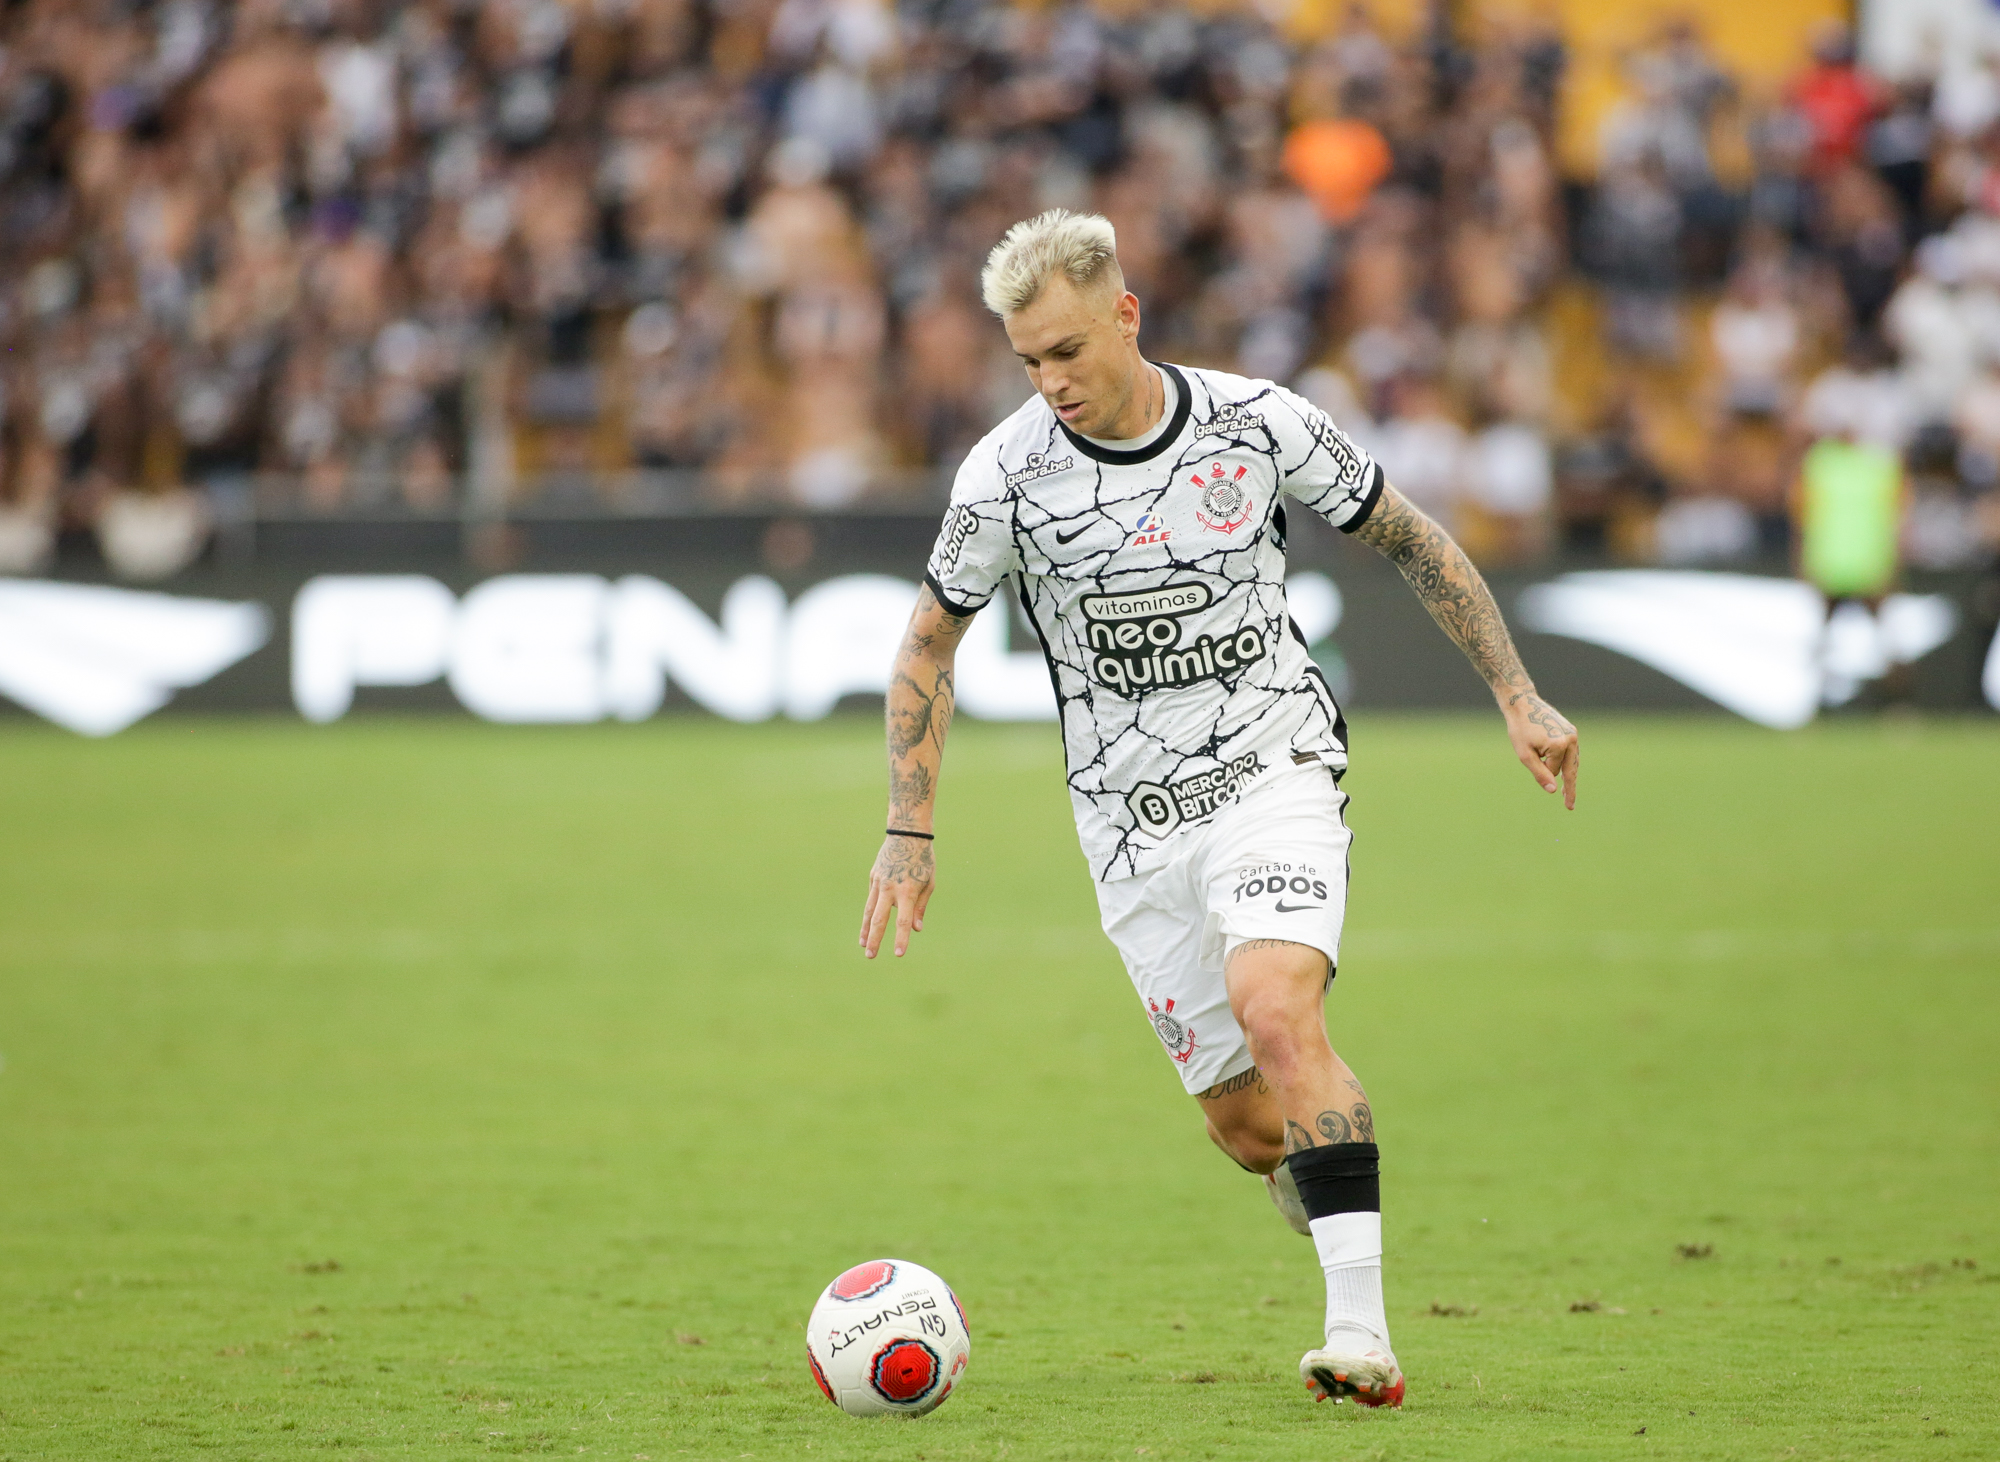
[1125,752,1267,838]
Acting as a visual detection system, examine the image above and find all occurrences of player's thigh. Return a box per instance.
[1202,766,1353,985]
[1097,872,1256,1096]
[1222,938,1339,1041]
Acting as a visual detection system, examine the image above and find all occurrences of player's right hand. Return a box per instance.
[860,835,935,959]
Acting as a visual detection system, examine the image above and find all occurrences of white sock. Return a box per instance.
[1307,1211,1390,1355]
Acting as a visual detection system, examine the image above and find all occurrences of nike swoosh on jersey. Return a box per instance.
[1274,901,1322,913]
[1053,522,1091,544]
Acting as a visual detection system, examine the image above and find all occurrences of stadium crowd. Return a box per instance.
[0,0,1998,579]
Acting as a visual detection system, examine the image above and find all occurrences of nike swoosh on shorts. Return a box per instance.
[1274,901,1322,913]
[1054,523,1090,544]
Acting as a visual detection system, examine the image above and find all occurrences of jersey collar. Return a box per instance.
[1055,362,1192,465]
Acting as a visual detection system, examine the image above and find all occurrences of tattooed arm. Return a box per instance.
[860,584,975,958]
[1350,482,1580,808]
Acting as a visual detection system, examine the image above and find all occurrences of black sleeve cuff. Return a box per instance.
[923,571,983,618]
[1336,463,1386,535]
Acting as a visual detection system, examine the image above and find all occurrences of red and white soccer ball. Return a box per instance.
[805,1259,970,1417]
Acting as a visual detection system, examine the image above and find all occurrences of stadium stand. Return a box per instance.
[0,0,1996,583]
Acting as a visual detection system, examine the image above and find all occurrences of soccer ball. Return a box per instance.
[804,1259,970,1417]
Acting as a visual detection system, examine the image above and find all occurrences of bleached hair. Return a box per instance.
[980,209,1123,318]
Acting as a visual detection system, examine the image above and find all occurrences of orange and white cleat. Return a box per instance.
[1299,1347,1405,1407]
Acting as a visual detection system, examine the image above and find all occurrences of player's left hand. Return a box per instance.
[1502,691,1580,809]
[860,835,936,959]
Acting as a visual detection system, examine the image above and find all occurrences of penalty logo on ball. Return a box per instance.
[805,1258,971,1417]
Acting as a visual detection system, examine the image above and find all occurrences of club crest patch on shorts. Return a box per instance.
[1147,996,1198,1064]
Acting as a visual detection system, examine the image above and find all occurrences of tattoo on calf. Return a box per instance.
[1350,1102,1375,1142]
[1282,1101,1374,1150]
[1196,1066,1269,1102]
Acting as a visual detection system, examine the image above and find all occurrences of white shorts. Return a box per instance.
[1094,757,1353,1095]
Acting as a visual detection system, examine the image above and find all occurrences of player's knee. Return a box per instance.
[1205,1110,1283,1174]
[1236,997,1325,1083]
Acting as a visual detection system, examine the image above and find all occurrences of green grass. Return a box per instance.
[0,713,1995,1461]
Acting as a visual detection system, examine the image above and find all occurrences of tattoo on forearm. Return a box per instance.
[883,587,969,826]
[886,665,954,760]
[1351,488,1530,695]
[1196,1066,1269,1102]
[888,757,934,813]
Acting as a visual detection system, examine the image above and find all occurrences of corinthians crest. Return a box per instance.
[1147,996,1198,1064]
[1192,461,1254,534]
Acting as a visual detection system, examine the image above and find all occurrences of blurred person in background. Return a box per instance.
[1793,414,1909,706]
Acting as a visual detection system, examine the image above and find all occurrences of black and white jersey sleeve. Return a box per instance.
[923,428,1026,617]
[1265,384,1385,533]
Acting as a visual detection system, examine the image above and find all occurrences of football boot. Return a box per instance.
[1299,1346,1404,1407]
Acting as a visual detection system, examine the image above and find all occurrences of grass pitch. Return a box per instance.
[0,713,1995,1461]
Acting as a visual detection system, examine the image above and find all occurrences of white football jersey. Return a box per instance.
[925,362,1383,881]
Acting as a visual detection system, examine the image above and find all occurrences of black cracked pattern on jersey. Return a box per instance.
[926,365,1377,880]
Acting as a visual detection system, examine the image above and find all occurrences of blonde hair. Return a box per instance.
[979,209,1124,317]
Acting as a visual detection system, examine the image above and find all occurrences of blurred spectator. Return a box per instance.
[1903,422,1988,572]
[1283,117,1392,225]
[1800,332,1916,456]
[1710,243,1801,418]
[1656,484,1757,564]
[1364,375,1463,530]
[1788,22,1882,172]
[1458,412,1552,562]
[1584,156,1682,358]
[1554,397,1666,556]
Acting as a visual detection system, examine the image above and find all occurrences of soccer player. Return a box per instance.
[858,210,1580,1409]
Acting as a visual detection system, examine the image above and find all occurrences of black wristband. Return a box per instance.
[886,828,935,840]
